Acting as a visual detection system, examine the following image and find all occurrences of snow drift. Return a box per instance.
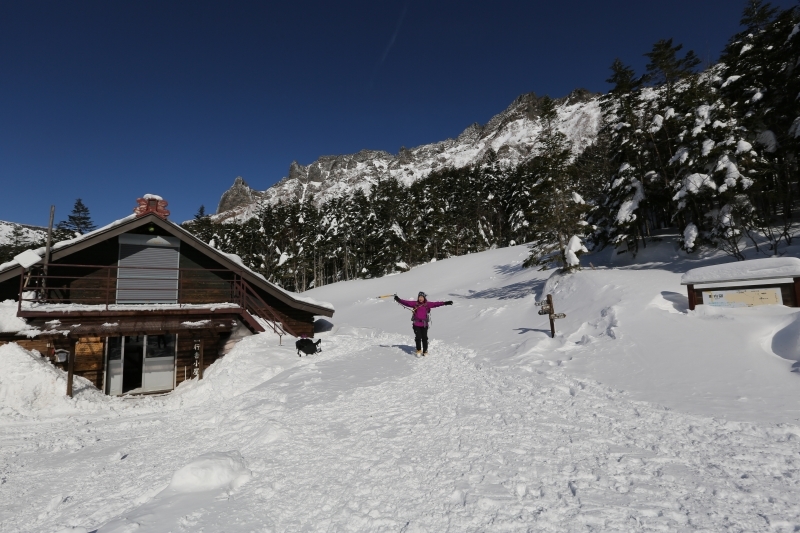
[0,343,104,418]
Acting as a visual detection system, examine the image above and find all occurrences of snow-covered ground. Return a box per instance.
[2,240,800,532]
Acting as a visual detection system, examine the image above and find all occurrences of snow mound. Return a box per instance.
[564,235,587,267]
[682,257,800,284]
[13,249,42,268]
[0,343,103,418]
[166,451,251,494]
[167,333,288,407]
[770,313,800,363]
[0,299,36,334]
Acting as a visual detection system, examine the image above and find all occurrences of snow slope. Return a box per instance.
[0,221,46,246]
[1,241,800,532]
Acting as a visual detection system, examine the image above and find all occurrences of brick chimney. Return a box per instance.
[134,194,170,218]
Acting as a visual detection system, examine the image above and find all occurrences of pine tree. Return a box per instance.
[522,96,589,269]
[183,204,216,245]
[643,38,701,98]
[592,59,650,254]
[56,199,96,239]
[716,2,800,253]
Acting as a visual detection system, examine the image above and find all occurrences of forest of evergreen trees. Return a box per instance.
[182,1,800,292]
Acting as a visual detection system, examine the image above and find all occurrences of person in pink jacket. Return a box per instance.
[394,291,453,356]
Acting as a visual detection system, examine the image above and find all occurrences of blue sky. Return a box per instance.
[1,0,795,227]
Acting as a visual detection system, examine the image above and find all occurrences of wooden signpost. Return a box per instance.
[66,338,77,398]
[193,339,204,380]
[537,294,566,338]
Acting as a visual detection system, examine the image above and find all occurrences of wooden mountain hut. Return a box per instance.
[0,195,334,396]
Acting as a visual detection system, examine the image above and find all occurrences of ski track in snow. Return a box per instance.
[2,328,799,532]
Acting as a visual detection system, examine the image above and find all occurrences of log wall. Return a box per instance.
[74,336,105,390]
[0,337,53,354]
[63,240,119,305]
[175,330,221,387]
[178,246,233,304]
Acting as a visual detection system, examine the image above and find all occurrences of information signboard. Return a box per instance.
[702,287,783,308]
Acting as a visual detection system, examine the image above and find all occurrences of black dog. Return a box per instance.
[295,338,322,357]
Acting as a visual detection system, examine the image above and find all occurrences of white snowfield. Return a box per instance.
[1,241,800,532]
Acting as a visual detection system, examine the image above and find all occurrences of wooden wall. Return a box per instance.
[74,336,105,390]
[175,330,221,387]
[0,337,53,354]
[41,236,236,306]
[6,227,319,339]
[62,331,224,393]
[59,239,119,305]
[179,246,233,304]
[0,336,105,391]
[1,326,253,397]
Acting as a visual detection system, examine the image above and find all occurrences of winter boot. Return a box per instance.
[415,350,422,357]
[423,351,428,356]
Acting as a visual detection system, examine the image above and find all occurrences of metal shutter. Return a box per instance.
[117,234,180,304]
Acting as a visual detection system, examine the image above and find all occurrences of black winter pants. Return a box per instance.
[413,326,428,352]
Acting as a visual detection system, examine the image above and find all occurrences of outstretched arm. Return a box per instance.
[394,295,416,308]
[427,300,453,308]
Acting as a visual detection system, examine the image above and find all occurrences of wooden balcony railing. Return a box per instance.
[17,264,291,337]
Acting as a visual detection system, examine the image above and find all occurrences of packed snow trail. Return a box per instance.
[2,329,800,532]
[310,244,800,424]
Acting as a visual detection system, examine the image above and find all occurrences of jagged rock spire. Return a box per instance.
[217,176,263,214]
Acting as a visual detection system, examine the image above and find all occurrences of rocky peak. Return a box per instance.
[288,162,307,182]
[216,176,263,214]
[212,87,602,222]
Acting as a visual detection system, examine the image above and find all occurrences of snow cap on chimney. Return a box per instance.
[134,194,170,218]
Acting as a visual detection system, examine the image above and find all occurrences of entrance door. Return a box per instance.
[122,335,144,393]
[106,334,177,395]
[143,334,177,392]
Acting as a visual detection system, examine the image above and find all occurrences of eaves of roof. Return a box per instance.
[0,213,334,317]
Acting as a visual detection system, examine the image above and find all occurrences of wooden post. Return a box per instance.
[547,294,556,338]
[687,284,696,311]
[793,278,800,307]
[66,338,77,398]
[42,205,55,301]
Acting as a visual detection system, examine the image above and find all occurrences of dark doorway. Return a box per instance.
[122,335,144,393]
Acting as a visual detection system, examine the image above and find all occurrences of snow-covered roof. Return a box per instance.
[0,211,334,315]
[0,214,137,274]
[681,257,800,285]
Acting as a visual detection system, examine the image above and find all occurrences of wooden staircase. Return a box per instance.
[232,277,296,338]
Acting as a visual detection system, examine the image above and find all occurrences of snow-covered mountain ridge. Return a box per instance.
[0,220,46,246]
[214,89,601,222]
